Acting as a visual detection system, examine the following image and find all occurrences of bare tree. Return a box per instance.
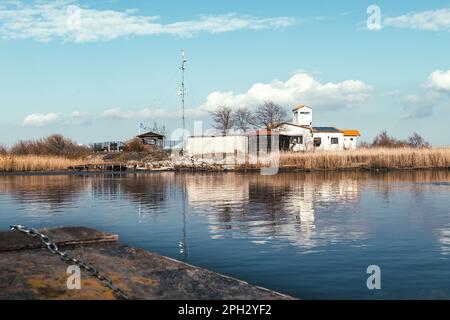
[372,130,398,148]
[408,133,430,148]
[253,101,287,130]
[232,107,253,133]
[371,130,431,148]
[210,106,235,135]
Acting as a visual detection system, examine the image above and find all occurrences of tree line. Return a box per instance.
[361,130,431,149]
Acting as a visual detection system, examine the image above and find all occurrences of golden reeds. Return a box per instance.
[278,148,450,170]
[0,155,103,172]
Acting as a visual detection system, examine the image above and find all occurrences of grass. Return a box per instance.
[278,147,450,170]
[2,147,450,172]
[0,155,103,172]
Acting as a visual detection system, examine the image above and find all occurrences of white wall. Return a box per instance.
[186,136,248,158]
[343,136,358,150]
[313,132,344,151]
[293,106,313,127]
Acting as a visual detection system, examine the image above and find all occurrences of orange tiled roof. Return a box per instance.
[341,129,361,137]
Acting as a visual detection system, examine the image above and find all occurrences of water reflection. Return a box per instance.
[1,171,449,249]
[185,172,365,249]
[1,170,450,299]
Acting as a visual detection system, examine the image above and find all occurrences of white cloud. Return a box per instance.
[0,1,295,42]
[426,70,450,92]
[22,111,90,127]
[101,73,371,120]
[195,72,372,116]
[402,70,450,118]
[23,113,61,127]
[384,8,450,31]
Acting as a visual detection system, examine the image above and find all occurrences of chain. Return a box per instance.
[10,225,129,300]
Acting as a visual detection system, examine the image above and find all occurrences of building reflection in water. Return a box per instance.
[185,172,364,249]
[1,170,450,253]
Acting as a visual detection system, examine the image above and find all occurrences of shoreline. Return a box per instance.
[2,147,450,175]
[1,166,449,177]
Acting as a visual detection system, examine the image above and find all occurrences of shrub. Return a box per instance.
[10,134,91,159]
[371,131,430,148]
[124,138,145,152]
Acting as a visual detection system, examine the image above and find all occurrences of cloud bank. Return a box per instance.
[0,1,295,43]
[100,72,372,121]
[197,72,372,114]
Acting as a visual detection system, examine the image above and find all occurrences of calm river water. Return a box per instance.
[1,171,450,299]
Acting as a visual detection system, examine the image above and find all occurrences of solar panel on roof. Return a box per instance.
[313,127,340,132]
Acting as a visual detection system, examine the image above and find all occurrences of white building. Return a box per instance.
[277,105,360,152]
[186,104,360,158]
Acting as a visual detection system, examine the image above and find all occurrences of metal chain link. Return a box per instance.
[10,224,129,300]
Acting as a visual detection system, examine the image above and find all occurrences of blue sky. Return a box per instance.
[1,0,450,145]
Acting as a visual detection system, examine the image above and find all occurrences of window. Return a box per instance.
[314,137,322,147]
[331,138,339,145]
[300,112,310,115]
[350,138,354,141]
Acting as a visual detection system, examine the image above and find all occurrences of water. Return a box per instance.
[1,170,450,299]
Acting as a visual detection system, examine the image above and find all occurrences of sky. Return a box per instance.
[0,0,450,146]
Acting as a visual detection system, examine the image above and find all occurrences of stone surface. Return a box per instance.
[0,227,294,300]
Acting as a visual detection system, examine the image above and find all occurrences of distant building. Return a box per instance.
[92,141,125,152]
[136,131,165,151]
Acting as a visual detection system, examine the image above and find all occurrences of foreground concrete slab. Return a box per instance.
[0,227,294,300]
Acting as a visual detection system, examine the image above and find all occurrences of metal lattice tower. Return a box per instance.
[179,50,187,141]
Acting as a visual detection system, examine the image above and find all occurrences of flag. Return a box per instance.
[139,122,147,130]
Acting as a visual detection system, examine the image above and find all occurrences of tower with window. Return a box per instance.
[292,105,313,127]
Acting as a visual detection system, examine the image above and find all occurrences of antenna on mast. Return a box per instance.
[179,50,187,147]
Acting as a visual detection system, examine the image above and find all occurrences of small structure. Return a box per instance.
[136,131,165,151]
[341,130,361,150]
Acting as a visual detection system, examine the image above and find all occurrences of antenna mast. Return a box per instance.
[179,50,187,143]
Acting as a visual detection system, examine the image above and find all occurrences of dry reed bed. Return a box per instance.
[0,155,99,172]
[279,148,450,170]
